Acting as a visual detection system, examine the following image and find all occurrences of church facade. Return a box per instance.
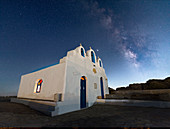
[17,44,109,116]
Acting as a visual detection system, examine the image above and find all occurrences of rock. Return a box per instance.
[115,77,170,91]
[108,87,115,94]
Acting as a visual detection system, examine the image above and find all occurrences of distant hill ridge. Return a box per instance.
[116,77,170,91]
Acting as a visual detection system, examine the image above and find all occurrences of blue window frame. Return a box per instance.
[91,51,95,63]
[81,48,85,57]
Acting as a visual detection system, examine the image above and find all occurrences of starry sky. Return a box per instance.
[0,0,169,96]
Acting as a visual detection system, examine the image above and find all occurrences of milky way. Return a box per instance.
[0,0,169,95]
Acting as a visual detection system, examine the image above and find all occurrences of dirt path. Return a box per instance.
[1,102,170,127]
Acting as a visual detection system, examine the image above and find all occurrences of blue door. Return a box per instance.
[80,76,86,108]
[100,77,104,99]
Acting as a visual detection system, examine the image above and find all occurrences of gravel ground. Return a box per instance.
[1,102,170,127]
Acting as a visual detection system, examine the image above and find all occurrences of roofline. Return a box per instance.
[26,62,59,74]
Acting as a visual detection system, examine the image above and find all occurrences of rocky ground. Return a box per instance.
[106,89,170,101]
[1,102,170,127]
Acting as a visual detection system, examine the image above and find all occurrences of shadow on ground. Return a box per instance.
[0,102,170,127]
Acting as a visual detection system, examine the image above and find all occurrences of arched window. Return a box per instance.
[91,51,95,63]
[99,60,102,67]
[81,48,85,57]
[35,79,43,93]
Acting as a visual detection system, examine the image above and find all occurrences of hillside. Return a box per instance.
[116,77,170,91]
[107,77,170,101]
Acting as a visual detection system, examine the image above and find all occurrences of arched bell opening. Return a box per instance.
[91,51,95,63]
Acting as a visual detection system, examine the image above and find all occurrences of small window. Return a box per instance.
[91,51,95,63]
[94,83,97,89]
[81,48,85,57]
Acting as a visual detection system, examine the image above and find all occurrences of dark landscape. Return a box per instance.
[1,77,170,127]
[0,96,16,102]
[1,101,170,127]
[116,77,170,91]
[107,77,170,101]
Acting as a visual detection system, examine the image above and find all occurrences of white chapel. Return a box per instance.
[12,44,109,116]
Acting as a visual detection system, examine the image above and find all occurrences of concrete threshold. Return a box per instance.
[95,99,170,108]
[24,99,56,106]
[11,98,56,106]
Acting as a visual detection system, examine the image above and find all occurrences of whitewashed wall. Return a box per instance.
[17,63,66,101]
[57,45,109,114]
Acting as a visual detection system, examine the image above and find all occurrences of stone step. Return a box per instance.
[29,103,54,116]
[29,101,55,111]
[11,98,56,116]
[11,98,30,105]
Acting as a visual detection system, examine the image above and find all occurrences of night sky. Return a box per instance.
[0,0,169,96]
